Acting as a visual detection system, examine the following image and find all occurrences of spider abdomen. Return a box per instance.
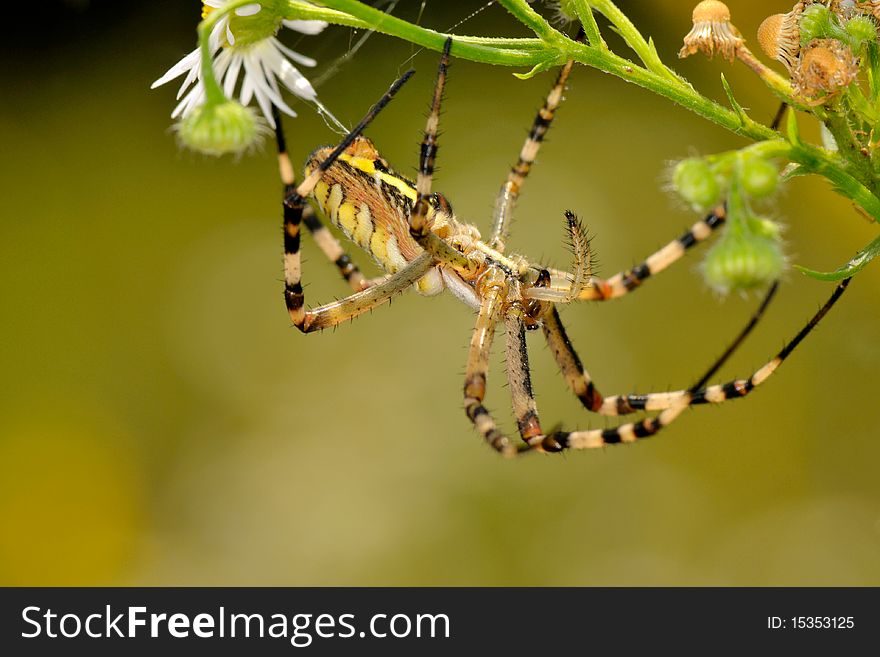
[306,136,452,295]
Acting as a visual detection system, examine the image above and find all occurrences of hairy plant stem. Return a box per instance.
[569,0,606,50]
[275,1,880,221]
[586,0,681,84]
[822,110,879,195]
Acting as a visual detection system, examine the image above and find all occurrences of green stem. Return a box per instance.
[198,0,260,104]
[588,0,682,84]
[565,40,776,141]
[286,1,549,52]
[846,83,876,121]
[497,0,566,44]
[296,0,557,66]
[791,141,880,220]
[823,110,876,193]
[570,0,606,50]
[292,2,771,140]
[716,139,880,222]
[868,41,880,102]
[734,46,801,109]
[283,1,880,222]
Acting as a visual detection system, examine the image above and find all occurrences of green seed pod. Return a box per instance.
[673,158,720,210]
[845,16,877,47]
[177,100,262,156]
[703,231,785,294]
[740,156,779,199]
[799,4,834,44]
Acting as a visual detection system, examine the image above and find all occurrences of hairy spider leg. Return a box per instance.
[528,207,727,303]
[409,38,479,276]
[536,278,850,453]
[489,48,579,252]
[273,106,368,292]
[463,269,517,456]
[280,69,419,331]
[544,281,778,415]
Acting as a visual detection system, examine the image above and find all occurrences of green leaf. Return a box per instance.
[720,73,747,125]
[786,109,802,146]
[513,61,552,79]
[796,233,880,280]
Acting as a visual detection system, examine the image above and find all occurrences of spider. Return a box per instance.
[274,38,850,458]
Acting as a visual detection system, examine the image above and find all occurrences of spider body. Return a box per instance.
[306,135,556,323]
[274,38,849,458]
[306,136,486,302]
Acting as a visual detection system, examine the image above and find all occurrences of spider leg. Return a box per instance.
[294,253,435,333]
[505,309,545,444]
[538,278,850,452]
[488,50,578,252]
[527,207,726,303]
[544,281,778,415]
[581,206,727,301]
[409,38,479,277]
[282,69,414,329]
[273,108,368,292]
[463,269,518,456]
[542,305,603,412]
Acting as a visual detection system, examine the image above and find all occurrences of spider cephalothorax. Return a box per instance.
[274,38,849,458]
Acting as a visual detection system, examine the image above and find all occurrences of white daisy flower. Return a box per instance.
[152,1,329,127]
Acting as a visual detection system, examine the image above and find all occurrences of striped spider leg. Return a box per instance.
[528,207,728,416]
[488,39,581,253]
[274,105,368,293]
[408,41,850,455]
[279,69,439,333]
[276,38,850,457]
[535,278,851,453]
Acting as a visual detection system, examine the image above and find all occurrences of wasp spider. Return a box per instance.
[275,39,849,458]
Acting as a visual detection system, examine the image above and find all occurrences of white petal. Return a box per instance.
[240,74,254,105]
[176,63,200,99]
[259,50,298,118]
[278,59,317,101]
[208,18,227,51]
[282,19,327,35]
[253,86,275,127]
[235,3,262,17]
[226,23,236,46]
[151,48,199,88]
[171,85,205,119]
[223,55,243,97]
[213,49,233,81]
[243,53,278,123]
[273,38,317,68]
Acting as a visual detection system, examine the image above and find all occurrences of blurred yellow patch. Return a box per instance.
[0,416,144,585]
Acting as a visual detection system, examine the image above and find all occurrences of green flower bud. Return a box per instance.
[673,158,720,210]
[799,5,834,44]
[177,99,263,156]
[703,231,785,295]
[740,156,779,199]
[845,16,876,48]
[746,215,783,240]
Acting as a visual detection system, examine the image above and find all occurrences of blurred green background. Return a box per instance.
[2,0,879,586]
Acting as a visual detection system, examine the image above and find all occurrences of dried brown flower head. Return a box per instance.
[757,10,802,73]
[679,0,744,62]
[858,1,880,20]
[793,38,859,104]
